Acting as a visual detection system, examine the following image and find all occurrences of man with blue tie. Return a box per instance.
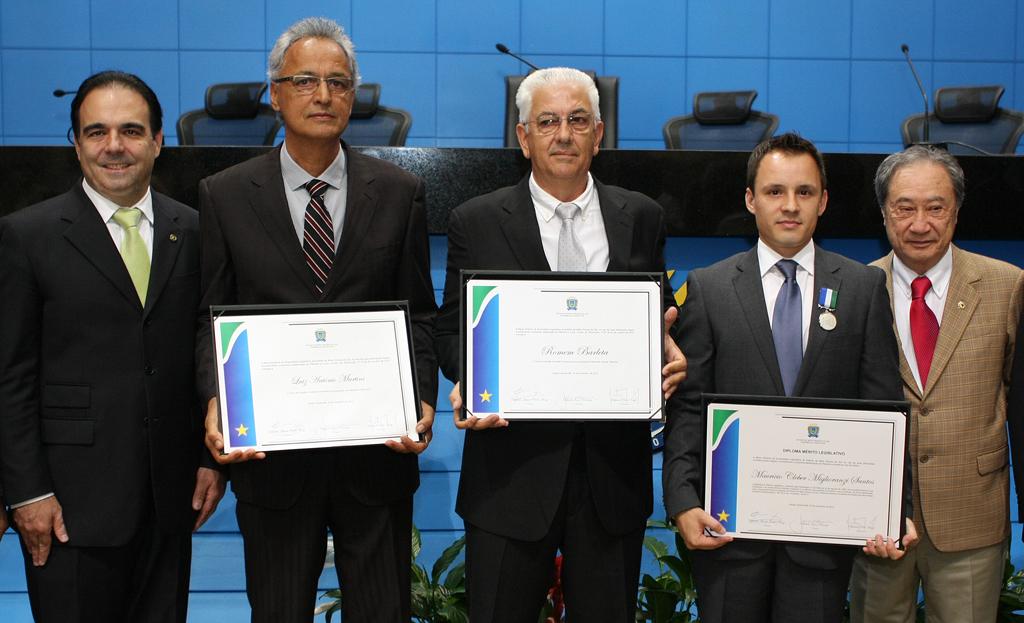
[662,132,915,623]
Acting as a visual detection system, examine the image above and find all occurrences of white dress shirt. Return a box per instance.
[891,247,952,391]
[529,172,610,272]
[757,239,815,353]
[83,178,155,261]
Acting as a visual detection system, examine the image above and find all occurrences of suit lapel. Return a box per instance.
[794,247,841,395]
[924,246,978,397]
[326,147,375,296]
[878,253,920,399]
[733,248,785,393]
[61,185,142,310]
[499,177,550,271]
[245,148,315,296]
[144,195,183,316]
[597,181,634,272]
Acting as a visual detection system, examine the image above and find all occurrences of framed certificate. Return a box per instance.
[460,271,664,421]
[210,302,422,453]
[703,394,909,547]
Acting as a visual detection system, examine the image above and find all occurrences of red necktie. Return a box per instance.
[910,276,939,387]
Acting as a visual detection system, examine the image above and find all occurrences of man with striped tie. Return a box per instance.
[194,17,437,623]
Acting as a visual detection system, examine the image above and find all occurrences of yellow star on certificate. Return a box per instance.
[235,423,249,437]
[479,389,492,402]
[717,509,730,523]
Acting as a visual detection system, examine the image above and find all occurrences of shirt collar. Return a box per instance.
[757,239,816,279]
[892,245,953,300]
[280,142,347,192]
[82,178,154,225]
[529,172,596,223]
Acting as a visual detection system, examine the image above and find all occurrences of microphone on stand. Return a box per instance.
[53,89,77,98]
[901,44,930,143]
[495,43,540,71]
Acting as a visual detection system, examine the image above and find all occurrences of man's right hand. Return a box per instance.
[674,507,733,551]
[13,496,68,566]
[204,397,265,464]
[450,382,508,431]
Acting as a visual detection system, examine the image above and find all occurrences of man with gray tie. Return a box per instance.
[662,133,914,623]
[435,66,685,621]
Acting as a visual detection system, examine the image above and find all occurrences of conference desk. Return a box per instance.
[2,146,1022,239]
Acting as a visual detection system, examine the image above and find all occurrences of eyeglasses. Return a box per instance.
[273,75,355,95]
[887,204,955,221]
[523,113,594,135]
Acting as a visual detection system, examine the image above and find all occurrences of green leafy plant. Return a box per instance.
[410,525,468,622]
[315,526,468,623]
[635,519,699,622]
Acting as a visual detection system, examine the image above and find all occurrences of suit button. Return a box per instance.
[142,417,149,426]
[920,455,930,463]
[920,408,930,417]
[144,365,156,375]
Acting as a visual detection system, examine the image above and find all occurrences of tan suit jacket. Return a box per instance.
[873,245,1023,552]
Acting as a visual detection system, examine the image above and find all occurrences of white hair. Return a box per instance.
[267,17,359,85]
[515,67,601,131]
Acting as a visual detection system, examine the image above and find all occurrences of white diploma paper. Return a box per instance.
[213,307,420,452]
[463,275,663,420]
[704,400,906,546]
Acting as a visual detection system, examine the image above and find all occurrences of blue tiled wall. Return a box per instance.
[2,0,1024,151]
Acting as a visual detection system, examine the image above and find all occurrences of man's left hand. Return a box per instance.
[662,306,687,399]
[192,467,227,531]
[385,401,434,455]
[863,517,918,560]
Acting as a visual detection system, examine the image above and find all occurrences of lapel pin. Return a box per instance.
[957,301,965,309]
[817,286,838,331]
[169,233,178,242]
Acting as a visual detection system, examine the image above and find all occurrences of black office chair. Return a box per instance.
[662,90,778,151]
[340,83,412,146]
[502,72,619,149]
[901,85,1024,155]
[177,82,282,146]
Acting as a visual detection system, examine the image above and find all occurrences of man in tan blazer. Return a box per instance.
[850,145,1023,622]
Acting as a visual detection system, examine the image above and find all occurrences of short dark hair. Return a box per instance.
[70,70,163,138]
[746,132,827,191]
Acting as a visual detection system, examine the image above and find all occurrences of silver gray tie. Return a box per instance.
[555,202,586,271]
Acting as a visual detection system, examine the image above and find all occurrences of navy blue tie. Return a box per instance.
[772,259,802,396]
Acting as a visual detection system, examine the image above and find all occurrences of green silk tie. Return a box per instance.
[111,208,150,304]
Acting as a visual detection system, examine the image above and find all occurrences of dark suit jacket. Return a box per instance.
[0,184,203,546]
[195,144,437,510]
[663,246,904,569]
[435,175,671,541]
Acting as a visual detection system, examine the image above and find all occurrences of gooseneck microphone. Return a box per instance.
[53,89,77,98]
[495,43,540,71]
[901,44,930,143]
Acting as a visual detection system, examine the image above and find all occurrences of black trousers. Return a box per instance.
[20,513,191,623]
[465,438,646,623]
[691,543,855,623]
[235,452,412,623]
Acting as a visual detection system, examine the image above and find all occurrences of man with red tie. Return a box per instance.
[850,145,1023,622]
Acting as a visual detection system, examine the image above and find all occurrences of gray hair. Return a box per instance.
[267,17,359,85]
[515,67,600,131]
[874,145,965,211]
